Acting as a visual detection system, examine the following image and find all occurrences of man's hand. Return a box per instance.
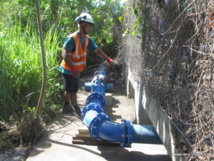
[69,65,79,78]
[107,57,114,64]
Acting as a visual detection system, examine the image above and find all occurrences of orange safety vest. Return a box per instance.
[61,32,89,72]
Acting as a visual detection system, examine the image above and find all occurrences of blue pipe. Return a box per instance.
[132,125,162,144]
[85,82,113,92]
[81,65,162,147]
[84,65,113,92]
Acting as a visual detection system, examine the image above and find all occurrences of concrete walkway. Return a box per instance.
[27,114,171,161]
[27,76,172,161]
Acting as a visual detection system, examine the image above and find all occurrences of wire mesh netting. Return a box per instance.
[116,0,214,160]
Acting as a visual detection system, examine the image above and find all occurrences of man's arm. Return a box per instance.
[62,48,73,66]
[94,48,109,60]
[61,47,78,77]
[94,48,114,64]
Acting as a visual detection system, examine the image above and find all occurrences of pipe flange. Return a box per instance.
[81,103,104,120]
[86,92,105,108]
[89,113,111,140]
[120,119,133,147]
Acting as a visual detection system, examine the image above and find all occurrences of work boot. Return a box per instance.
[74,106,81,118]
[62,104,75,114]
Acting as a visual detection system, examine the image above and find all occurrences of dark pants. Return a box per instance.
[62,73,79,93]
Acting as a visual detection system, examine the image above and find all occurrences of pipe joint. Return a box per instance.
[86,92,105,108]
[120,119,133,147]
[89,113,111,140]
[81,103,104,120]
[91,79,105,94]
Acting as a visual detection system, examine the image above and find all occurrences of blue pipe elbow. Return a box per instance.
[83,110,100,126]
[95,121,126,142]
[81,101,133,146]
[89,116,133,147]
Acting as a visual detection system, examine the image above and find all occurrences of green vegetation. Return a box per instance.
[0,18,61,122]
[0,0,123,150]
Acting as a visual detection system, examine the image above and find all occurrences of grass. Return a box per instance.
[0,16,63,150]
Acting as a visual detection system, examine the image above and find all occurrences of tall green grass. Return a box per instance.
[0,20,62,122]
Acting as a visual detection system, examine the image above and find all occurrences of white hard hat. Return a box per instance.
[75,13,94,25]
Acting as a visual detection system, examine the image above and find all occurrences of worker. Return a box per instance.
[59,13,114,116]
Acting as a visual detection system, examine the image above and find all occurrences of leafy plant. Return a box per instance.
[0,0,123,122]
[120,2,146,38]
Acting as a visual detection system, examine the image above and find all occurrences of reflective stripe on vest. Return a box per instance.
[71,60,86,66]
[69,52,87,58]
[61,32,89,72]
